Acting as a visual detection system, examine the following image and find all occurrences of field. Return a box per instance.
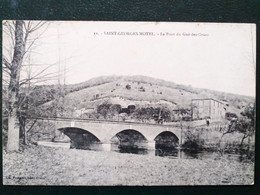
[39,75,254,119]
[3,145,254,185]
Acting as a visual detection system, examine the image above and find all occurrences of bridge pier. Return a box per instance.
[101,143,111,151]
[147,141,156,150]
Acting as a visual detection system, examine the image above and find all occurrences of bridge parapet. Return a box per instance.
[37,117,214,145]
[36,117,210,128]
[40,117,183,128]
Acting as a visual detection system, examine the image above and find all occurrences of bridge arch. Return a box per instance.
[111,129,148,143]
[58,127,101,149]
[154,131,179,147]
[110,129,150,153]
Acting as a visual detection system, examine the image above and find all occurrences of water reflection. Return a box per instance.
[110,142,204,159]
[111,142,186,158]
[155,146,178,158]
[110,142,250,162]
[118,146,149,155]
[66,141,252,162]
[71,142,103,151]
[111,143,150,155]
[154,146,207,159]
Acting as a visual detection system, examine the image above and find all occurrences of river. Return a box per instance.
[68,141,252,163]
[37,139,252,163]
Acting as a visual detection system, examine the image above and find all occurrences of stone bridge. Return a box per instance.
[40,118,219,150]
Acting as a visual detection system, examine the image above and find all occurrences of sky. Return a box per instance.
[4,21,256,97]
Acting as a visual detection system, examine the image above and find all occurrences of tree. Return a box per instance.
[97,103,112,119]
[225,112,238,120]
[4,21,26,151]
[152,107,172,124]
[238,103,255,146]
[110,104,122,116]
[176,107,191,121]
[3,20,52,151]
[127,105,136,113]
[219,103,255,148]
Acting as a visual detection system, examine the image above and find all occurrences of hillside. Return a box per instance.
[38,75,254,120]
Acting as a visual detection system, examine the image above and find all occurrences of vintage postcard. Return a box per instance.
[2,21,256,185]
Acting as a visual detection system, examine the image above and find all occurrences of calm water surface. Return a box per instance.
[80,142,250,162]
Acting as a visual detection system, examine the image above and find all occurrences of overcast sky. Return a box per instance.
[23,21,256,97]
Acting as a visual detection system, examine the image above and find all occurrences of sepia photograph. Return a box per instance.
[2,21,256,185]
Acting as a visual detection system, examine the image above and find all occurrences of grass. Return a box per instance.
[3,145,254,185]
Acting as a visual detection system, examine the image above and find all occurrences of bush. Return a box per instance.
[97,103,112,119]
[120,108,130,114]
[225,112,238,120]
[139,86,145,92]
[183,129,205,150]
[126,84,131,90]
[128,105,136,113]
[182,116,192,121]
[110,104,122,115]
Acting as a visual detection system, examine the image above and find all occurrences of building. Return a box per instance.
[191,98,225,121]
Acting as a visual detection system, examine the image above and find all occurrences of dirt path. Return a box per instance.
[3,145,254,185]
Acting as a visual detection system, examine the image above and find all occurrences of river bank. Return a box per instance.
[3,145,254,185]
